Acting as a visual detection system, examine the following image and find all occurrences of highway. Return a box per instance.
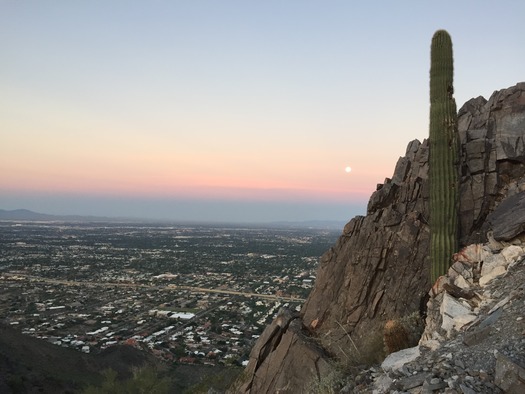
[2,272,305,303]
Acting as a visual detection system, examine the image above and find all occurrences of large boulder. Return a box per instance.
[235,308,331,393]
[487,190,525,241]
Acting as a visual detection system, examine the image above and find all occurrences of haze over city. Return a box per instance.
[1,1,524,222]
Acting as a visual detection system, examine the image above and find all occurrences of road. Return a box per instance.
[1,272,305,303]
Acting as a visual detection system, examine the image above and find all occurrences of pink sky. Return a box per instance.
[1,132,382,203]
[1,2,523,222]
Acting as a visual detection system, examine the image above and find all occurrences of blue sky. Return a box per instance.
[1,1,524,222]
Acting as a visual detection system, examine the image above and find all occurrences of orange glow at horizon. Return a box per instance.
[2,123,393,204]
[0,168,377,203]
[1,151,382,203]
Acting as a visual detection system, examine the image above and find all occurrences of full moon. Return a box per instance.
[345,166,352,173]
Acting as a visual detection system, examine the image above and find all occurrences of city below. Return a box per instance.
[0,220,340,367]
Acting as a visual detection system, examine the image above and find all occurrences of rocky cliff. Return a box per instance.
[233,82,525,393]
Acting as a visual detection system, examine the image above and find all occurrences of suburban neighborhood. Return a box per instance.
[0,220,338,367]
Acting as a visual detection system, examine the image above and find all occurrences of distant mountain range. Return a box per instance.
[0,209,113,222]
[0,209,346,229]
[267,220,347,230]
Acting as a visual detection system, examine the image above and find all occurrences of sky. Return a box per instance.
[1,1,524,223]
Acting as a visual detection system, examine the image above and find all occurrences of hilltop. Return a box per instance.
[234,83,525,393]
[0,324,158,392]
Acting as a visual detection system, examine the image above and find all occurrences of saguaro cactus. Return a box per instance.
[429,30,459,283]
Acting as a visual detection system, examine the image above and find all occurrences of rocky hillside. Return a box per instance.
[233,82,525,393]
[372,233,525,393]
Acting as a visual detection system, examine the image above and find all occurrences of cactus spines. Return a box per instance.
[429,30,459,283]
[383,319,410,355]
[383,313,424,355]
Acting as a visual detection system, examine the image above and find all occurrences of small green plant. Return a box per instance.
[429,29,459,283]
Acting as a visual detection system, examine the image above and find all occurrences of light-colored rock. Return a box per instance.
[453,244,483,263]
[501,245,524,264]
[508,255,525,271]
[454,311,478,329]
[487,296,511,315]
[486,231,505,251]
[381,346,420,372]
[454,274,472,290]
[447,261,464,281]
[481,253,507,277]
[479,243,522,281]
[480,265,507,287]
[372,374,394,394]
[419,338,441,351]
[431,275,450,296]
[461,266,474,282]
[481,245,495,260]
[440,293,476,336]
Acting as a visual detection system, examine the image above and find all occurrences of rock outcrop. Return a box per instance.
[236,309,331,393]
[458,83,525,246]
[301,137,431,355]
[422,240,525,348]
[369,239,525,394]
[233,82,525,393]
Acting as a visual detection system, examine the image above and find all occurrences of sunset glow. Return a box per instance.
[1,2,524,222]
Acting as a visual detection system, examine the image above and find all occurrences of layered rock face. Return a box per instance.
[234,83,525,393]
[458,83,525,245]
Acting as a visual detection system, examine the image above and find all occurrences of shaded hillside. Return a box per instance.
[0,323,242,393]
[0,323,159,393]
[235,83,525,393]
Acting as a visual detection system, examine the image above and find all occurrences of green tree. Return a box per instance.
[429,29,459,283]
